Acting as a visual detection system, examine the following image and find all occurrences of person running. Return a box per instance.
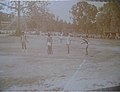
[47,33,53,55]
[81,36,89,55]
[66,33,71,54]
[20,32,28,49]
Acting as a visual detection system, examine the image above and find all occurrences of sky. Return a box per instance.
[1,0,105,23]
[48,0,105,23]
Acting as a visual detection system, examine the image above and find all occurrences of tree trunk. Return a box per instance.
[16,1,21,36]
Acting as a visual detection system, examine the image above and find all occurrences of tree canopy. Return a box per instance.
[96,1,120,34]
[71,1,120,35]
[70,1,98,34]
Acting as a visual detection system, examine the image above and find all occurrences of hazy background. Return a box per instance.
[48,0,105,22]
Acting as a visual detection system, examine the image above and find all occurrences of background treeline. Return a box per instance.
[0,1,120,37]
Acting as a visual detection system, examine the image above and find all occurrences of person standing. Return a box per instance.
[47,33,53,55]
[66,33,71,54]
[81,36,88,55]
[20,32,28,49]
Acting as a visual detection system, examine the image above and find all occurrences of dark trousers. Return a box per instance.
[67,44,70,54]
[86,44,88,55]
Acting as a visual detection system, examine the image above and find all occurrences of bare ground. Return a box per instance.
[0,35,120,91]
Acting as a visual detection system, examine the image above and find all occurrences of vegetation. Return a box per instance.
[96,2,120,33]
[70,1,120,37]
[0,1,120,38]
[70,1,98,34]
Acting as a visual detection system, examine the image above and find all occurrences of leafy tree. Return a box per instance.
[70,1,98,34]
[96,1,120,35]
[0,1,49,35]
[26,2,56,32]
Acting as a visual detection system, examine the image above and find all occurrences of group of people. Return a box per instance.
[20,32,89,55]
[46,33,88,55]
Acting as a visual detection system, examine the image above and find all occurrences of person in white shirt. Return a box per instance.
[47,33,53,55]
[66,33,71,54]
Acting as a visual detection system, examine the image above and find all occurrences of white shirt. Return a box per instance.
[21,35,26,42]
[66,36,71,45]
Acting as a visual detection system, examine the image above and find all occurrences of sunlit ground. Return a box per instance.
[0,34,120,91]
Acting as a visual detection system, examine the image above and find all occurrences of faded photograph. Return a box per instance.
[0,0,120,91]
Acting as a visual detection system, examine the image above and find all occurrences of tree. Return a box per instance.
[96,1,120,35]
[25,2,56,32]
[70,1,98,34]
[0,12,14,30]
[0,1,49,35]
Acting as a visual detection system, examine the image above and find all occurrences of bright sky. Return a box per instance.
[48,0,105,23]
[1,0,105,23]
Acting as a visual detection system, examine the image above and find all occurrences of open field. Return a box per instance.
[0,35,120,91]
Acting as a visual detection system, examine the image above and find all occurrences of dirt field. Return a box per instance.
[0,35,120,91]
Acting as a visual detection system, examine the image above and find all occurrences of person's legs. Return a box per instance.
[86,44,88,55]
[48,46,50,54]
[60,38,62,43]
[67,44,70,54]
[22,42,26,49]
[48,46,52,54]
[50,46,53,54]
[24,42,27,49]
[22,42,24,49]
